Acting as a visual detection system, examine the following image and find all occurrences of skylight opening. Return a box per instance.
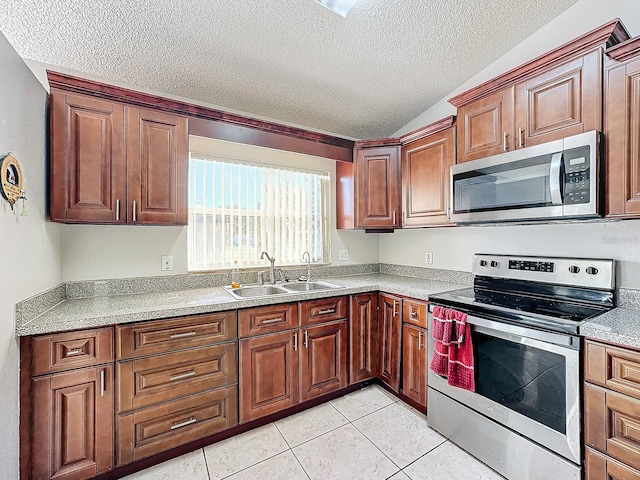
[314,0,359,17]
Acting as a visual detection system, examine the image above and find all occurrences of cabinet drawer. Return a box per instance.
[585,340,640,399]
[117,385,237,465]
[300,296,347,326]
[585,382,640,471]
[402,300,428,328]
[32,327,114,376]
[117,343,237,412]
[117,311,237,359]
[239,303,298,337]
[586,446,640,480]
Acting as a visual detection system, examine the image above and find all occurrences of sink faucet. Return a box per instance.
[301,251,311,282]
[260,251,277,284]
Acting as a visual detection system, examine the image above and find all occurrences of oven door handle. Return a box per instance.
[467,314,577,348]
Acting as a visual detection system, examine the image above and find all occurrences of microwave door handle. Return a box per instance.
[549,152,563,205]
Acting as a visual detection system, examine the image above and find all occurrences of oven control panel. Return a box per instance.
[508,260,554,273]
[473,254,615,289]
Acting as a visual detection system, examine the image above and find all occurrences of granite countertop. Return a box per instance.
[16,274,467,336]
[580,308,640,349]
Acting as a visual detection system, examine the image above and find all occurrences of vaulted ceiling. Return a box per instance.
[0,0,579,139]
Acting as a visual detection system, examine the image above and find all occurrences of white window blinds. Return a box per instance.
[188,154,329,271]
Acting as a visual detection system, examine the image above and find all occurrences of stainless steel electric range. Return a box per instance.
[427,254,615,480]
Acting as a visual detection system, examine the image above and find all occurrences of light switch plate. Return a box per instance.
[339,250,349,261]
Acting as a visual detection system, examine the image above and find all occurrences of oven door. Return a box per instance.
[427,311,581,465]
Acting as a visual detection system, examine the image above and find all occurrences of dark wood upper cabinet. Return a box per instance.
[50,90,126,222]
[401,120,455,227]
[450,20,629,163]
[49,75,188,225]
[604,37,640,218]
[127,107,188,225]
[354,143,401,229]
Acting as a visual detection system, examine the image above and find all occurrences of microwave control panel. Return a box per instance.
[563,145,590,205]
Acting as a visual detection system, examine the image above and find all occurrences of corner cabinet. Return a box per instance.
[450,20,628,163]
[604,37,640,218]
[48,72,188,225]
[354,141,401,229]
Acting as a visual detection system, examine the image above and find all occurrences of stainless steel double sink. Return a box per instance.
[223,280,344,299]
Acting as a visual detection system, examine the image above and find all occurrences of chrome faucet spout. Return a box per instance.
[260,251,277,283]
[302,251,311,282]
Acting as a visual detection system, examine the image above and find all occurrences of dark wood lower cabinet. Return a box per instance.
[586,446,640,480]
[401,324,427,408]
[31,365,114,479]
[349,293,379,383]
[378,293,402,392]
[239,330,300,423]
[300,320,348,401]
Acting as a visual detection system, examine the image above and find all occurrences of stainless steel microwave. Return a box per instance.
[448,130,602,224]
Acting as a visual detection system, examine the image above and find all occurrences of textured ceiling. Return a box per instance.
[0,0,579,139]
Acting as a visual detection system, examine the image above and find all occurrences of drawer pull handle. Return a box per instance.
[66,349,82,356]
[410,311,418,318]
[170,331,197,339]
[170,417,197,430]
[170,371,196,382]
[262,317,283,325]
[318,308,335,315]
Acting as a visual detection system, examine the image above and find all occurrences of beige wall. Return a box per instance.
[0,33,62,479]
[61,137,379,281]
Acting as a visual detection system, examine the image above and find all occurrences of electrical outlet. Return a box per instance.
[338,249,349,261]
[161,255,173,271]
[425,252,433,264]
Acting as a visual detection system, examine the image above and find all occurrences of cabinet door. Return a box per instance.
[585,447,640,480]
[457,89,514,163]
[127,107,188,225]
[378,293,402,392]
[401,128,455,227]
[514,51,601,148]
[401,324,427,408]
[606,57,640,217]
[239,331,299,422]
[300,320,348,401]
[50,89,126,222]
[355,146,401,228]
[32,366,114,479]
[349,293,379,383]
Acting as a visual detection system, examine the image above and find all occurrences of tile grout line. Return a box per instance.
[201,447,212,480]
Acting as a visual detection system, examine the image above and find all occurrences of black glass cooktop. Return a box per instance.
[428,277,614,334]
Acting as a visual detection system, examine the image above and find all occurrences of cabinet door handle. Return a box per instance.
[518,127,524,149]
[503,131,508,152]
[392,211,396,225]
[170,371,196,382]
[262,317,283,325]
[116,199,120,221]
[318,308,335,315]
[66,348,81,356]
[132,200,137,222]
[294,332,298,351]
[304,330,309,348]
[392,300,397,317]
[170,417,197,430]
[418,332,423,350]
[100,369,105,397]
[170,331,197,339]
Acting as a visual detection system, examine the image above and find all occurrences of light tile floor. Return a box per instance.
[123,385,504,480]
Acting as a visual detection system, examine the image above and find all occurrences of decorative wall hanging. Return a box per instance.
[1,153,27,213]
